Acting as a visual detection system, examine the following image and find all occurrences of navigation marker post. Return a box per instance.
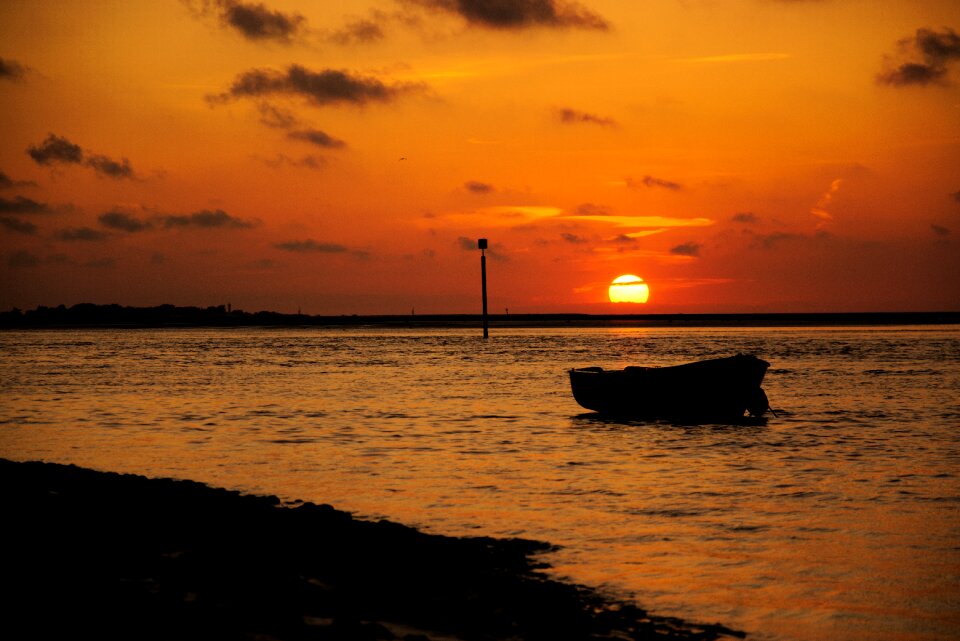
[478,238,488,339]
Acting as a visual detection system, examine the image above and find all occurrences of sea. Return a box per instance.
[1,324,958,641]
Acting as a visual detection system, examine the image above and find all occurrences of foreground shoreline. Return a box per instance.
[2,458,744,641]
[2,304,958,329]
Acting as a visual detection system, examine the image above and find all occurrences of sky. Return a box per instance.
[1,0,958,315]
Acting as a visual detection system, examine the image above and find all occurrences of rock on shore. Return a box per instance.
[1,458,744,640]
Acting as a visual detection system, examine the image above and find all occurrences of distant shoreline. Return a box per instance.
[2,304,958,329]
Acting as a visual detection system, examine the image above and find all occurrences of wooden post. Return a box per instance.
[478,238,488,338]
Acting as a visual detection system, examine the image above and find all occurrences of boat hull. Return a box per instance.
[569,354,770,421]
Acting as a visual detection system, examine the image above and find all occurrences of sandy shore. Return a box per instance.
[2,458,744,640]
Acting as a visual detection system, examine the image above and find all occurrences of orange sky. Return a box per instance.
[1,0,958,314]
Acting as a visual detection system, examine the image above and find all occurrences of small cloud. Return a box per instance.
[627,175,683,191]
[85,154,134,179]
[558,107,616,127]
[257,102,299,129]
[0,170,37,190]
[329,17,386,45]
[405,0,609,31]
[160,209,255,229]
[27,133,136,179]
[574,203,611,216]
[55,227,109,242]
[752,231,803,250]
[0,57,28,82]
[98,210,152,232]
[811,178,841,229]
[27,134,84,166]
[0,196,53,214]
[464,180,494,194]
[877,27,960,86]
[670,242,701,257]
[0,216,38,235]
[261,154,328,170]
[215,0,306,42]
[931,224,950,236]
[456,236,477,251]
[287,128,347,149]
[211,64,423,107]
[560,232,588,243]
[952,190,960,203]
[732,212,759,224]
[8,250,41,268]
[275,239,348,253]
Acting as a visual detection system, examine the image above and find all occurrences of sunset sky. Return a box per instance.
[2,0,958,314]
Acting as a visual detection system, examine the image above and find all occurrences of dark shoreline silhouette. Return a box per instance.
[2,458,744,640]
[2,303,957,329]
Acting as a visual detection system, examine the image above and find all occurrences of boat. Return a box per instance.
[569,354,771,421]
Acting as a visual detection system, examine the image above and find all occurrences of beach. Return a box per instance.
[3,458,743,641]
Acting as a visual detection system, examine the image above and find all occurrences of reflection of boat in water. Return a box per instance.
[569,354,771,421]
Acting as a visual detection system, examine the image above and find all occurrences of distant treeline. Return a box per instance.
[1,303,958,329]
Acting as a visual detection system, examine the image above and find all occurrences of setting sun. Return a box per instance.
[608,275,650,304]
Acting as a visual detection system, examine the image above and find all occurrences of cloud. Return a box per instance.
[811,178,841,229]
[465,180,494,194]
[261,154,328,170]
[160,209,256,229]
[931,224,950,236]
[275,239,349,253]
[26,133,136,179]
[27,134,84,165]
[257,102,299,128]
[8,250,42,268]
[627,175,683,191]
[0,170,37,190]
[558,107,616,127]
[212,64,422,107]
[456,236,478,251]
[85,154,134,179]
[0,217,38,234]
[55,227,109,242]
[287,129,347,149]
[0,196,53,214]
[405,0,609,31]
[952,190,960,203]
[0,57,28,81]
[329,17,386,45]
[219,0,305,42]
[731,212,759,224]
[574,203,611,216]
[877,27,960,86]
[670,242,701,257]
[560,232,588,243]
[98,210,152,232]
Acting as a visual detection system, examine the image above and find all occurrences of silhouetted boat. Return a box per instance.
[569,354,771,421]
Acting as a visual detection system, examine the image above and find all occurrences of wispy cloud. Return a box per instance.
[26,133,137,179]
[931,224,950,236]
[0,170,37,190]
[160,209,256,229]
[557,107,616,127]
[275,239,348,253]
[0,196,53,214]
[670,242,702,257]
[0,217,38,235]
[0,56,29,81]
[464,180,494,194]
[672,52,790,64]
[811,178,841,229]
[287,129,347,149]
[98,210,152,232]
[211,64,424,107]
[328,16,386,45]
[626,175,684,191]
[731,212,759,224]
[55,227,109,242]
[562,213,713,229]
[404,0,609,31]
[877,27,960,86]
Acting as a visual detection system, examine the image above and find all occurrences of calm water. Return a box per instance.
[2,326,958,641]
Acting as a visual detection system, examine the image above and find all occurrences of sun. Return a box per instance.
[608,274,650,303]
